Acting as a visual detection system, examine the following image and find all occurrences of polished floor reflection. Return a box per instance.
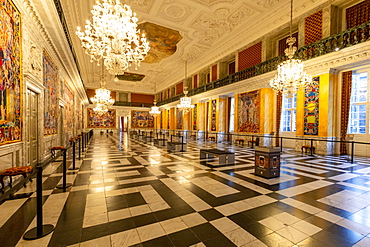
[1,133,370,246]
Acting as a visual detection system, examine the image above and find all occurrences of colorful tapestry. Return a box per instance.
[211,100,217,131]
[0,0,21,144]
[131,111,154,128]
[43,51,58,135]
[87,108,116,128]
[193,104,197,130]
[238,90,260,133]
[176,108,182,129]
[64,82,74,131]
[304,77,320,135]
[75,98,81,130]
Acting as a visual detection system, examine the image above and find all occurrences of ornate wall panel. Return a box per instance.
[304,77,319,135]
[304,10,323,45]
[238,90,260,133]
[211,100,217,131]
[87,108,116,129]
[64,82,74,131]
[43,51,58,135]
[176,108,182,129]
[346,0,370,29]
[193,104,197,130]
[238,42,262,71]
[131,111,154,128]
[0,0,22,145]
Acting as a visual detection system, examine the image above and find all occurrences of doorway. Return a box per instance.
[26,89,38,166]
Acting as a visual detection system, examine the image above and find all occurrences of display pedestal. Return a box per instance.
[255,147,280,178]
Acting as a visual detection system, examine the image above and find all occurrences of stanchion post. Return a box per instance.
[310,139,314,156]
[23,166,54,240]
[280,137,283,153]
[81,132,85,153]
[251,135,254,148]
[351,141,354,164]
[78,137,81,160]
[69,140,77,170]
[56,148,72,191]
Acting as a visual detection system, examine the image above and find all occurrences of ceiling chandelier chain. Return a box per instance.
[269,0,312,96]
[76,0,150,78]
[150,82,161,117]
[177,60,195,114]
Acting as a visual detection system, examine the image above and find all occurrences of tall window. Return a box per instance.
[229,97,235,132]
[348,71,368,134]
[281,94,297,132]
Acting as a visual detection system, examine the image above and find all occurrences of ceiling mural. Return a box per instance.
[138,22,183,64]
[117,72,145,82]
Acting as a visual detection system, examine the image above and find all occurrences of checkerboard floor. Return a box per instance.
[1,133,370,246]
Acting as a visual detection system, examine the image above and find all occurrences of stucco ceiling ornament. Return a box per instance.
[257,0,280,8]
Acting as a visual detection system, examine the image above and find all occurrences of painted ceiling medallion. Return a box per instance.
[116,72,145,81]
[138,22,183,63]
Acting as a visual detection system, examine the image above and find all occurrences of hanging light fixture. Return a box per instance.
[177,87,195,114]
[93,103,109,116]
[149,99,161,117]
[177,61,194,113]
[76,0,150,80]
[150,83,161,117]
[91,66,115,111]
[269,0,312,96]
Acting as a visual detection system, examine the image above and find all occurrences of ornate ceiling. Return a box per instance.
[55,0,328,95]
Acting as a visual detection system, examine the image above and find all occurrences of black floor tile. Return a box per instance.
[199,208,224,221]
[132,213,158,228]
[168,229,201,247]
[203,235,236,247]
[190,223,223,242]
[142,236,174,247]
[311,230,355,247]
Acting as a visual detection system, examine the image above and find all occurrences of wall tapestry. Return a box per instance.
[131,111,153,128]
[64,82,74,131]
[193,104,197,130]
[43,51,58,135]
[176,108,182,130]
[238,90,260,133]
[0,0,21,145]
[87,108,116,129]
[75,98,81,130]
[211,100,217,131]
[304,77,319,135]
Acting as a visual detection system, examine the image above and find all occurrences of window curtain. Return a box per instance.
[340,71,353,155]
[276,92,282,147]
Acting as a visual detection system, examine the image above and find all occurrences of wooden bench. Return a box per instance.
[167,142,187,151]
[301,145,315,154]
[235,139,244,145]
[0,166,33,190]
[51,146,65,158]
[200,149,235,165]
[208,136,216,142]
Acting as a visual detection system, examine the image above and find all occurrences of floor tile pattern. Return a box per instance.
[1,133,370,246]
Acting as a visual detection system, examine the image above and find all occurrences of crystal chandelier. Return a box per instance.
[149,99,161,117]
[177,87,194,114]
[269,0,312,96]
[93,103,109,116]
[76,0,150,79]
[91,67,115,112]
